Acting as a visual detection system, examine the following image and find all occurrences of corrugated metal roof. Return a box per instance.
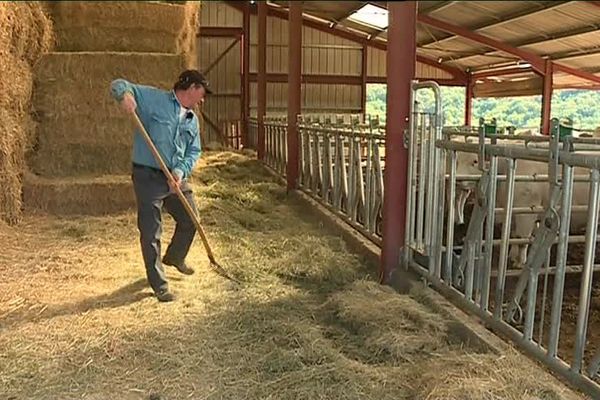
[267,1,600,89]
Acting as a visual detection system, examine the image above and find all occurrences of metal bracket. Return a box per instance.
[506,186,561,324]
[453,172,490,289]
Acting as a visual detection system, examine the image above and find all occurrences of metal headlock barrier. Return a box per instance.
[405,87,600,397]
[247,87,600,397]
[297,114,385,244]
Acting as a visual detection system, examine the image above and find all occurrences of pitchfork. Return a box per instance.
[131,112,241,285]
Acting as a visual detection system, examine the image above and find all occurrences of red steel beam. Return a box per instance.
[257,1,267,160]
[241,3,250,148]
[198,27,243,38]
[248,73,465,87]
[472,66,534,79]
[227,1,467,83]
[541,60,553,135]
[381,1,416,284]
[287,2,302,191]
[554,63,600,85]
[418,14,546,74]
[465,73,473,126]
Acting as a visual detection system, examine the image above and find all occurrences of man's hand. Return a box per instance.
[169,169,184,192]
[120,92,137,114]
[168,175,181,192]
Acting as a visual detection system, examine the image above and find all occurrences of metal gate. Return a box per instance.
[405,84,600,396]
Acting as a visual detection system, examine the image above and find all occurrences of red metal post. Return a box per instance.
[541,59,553,135]
[465,72,473,126]
[257,1,267,159]
[287,2,302,191]
[380,1,416,284]
[241,3,250,148]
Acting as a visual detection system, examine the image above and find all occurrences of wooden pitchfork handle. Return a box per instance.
[131,112,240,284]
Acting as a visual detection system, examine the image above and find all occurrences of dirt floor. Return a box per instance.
[0,151,586,400]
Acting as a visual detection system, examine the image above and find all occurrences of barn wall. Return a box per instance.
[200,1,458,127]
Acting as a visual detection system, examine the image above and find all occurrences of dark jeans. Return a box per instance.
[131,164,197,293]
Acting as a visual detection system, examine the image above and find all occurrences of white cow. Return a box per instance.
[450,140,594,267]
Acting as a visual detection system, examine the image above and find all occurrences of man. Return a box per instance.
[110,70,211,302]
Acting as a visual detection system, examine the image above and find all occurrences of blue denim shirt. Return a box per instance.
[110,79,202,179]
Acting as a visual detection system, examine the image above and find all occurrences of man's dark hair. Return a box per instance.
[173,69,212,93]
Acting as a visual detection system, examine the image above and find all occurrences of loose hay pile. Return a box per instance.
[0,2,53,224]
[0,152,582,399]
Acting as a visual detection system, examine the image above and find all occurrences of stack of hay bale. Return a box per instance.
[24,1,200,215]
[0,3,53,224]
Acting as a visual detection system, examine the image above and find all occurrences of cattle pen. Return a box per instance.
[3,1,600,399]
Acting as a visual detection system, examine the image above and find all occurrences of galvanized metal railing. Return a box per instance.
[406,104,600,397]
[298,115,385,244]
[248,117,258,150]
[263,116,288,175]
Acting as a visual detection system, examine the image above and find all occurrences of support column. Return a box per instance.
[287,2,302,190]
[541,60,553,135]
[465,72,473,126]
[361,44,368,116]
[257,1,267,159]
[380,1,416,284]
[241,2,250,148]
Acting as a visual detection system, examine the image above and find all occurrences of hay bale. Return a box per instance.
[31,52,186,176]
[49,2,187,53]
[32,52,186,121]
[0,110,27,224]
[32,116,135,147]
[30,142,133,177]
[0,2,53,224]
[35,52,186,83]
[22,173,135,215]
[178,1,201,68]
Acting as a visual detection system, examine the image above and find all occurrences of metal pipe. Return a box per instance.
[494,158,515,320]
[496,264,600,277]
[481,155,497,310]
[493,205,588,215]
[404,102,416,265]
[416,114,427,251]
[572,169,600,373]
[541,60,553,135]
[452,234,599,248]
[426,114,436,261]
[286,2,302,190]
[548,165,574,358]
[257,1,267,160]
[448,140,600,170]
[448,174,591,183]
[445,151,457,283]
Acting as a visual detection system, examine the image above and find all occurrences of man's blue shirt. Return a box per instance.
[110,79,202,179]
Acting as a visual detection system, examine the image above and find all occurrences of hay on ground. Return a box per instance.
[0,151,583,399]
